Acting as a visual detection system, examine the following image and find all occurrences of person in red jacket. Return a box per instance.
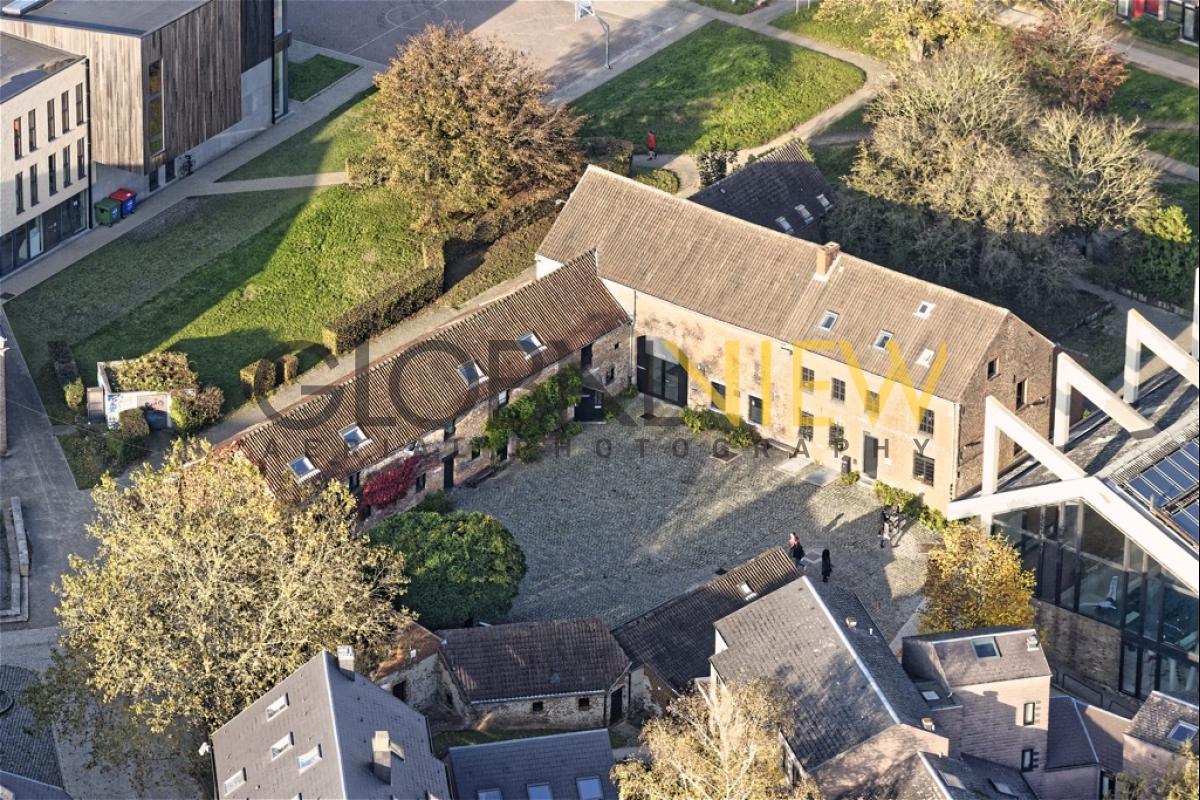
[647,130,657,160]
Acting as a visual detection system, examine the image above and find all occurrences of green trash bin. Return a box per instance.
[94,198,121,227]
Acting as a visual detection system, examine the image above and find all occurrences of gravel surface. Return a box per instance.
[453,409,936,639]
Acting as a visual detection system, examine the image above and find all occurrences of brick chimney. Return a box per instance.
[372,731,391,783]
[336,645,355,680]
[815,241,840,280]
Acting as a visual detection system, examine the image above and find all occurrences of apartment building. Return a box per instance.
[538,167,1056,511]
[0,31,89,275]
[1,0,289,217]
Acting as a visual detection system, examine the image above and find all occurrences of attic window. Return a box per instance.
[517,332,545,358]
[775,216,794,234]
[340,424,370,452]
[816,193,832,210]
[972,636,999,659]
[873,330,894,351]
[527,784,553,800]
[917,349,935,368]
[577,777,604,800]
[990,779,1017,797]
[737,582,758,602]
[794,204,814,224]
[1168,721,1198,744]
[478,791,502,800]
[289,456,319,483]
[915,301,934,318]
[458,360,487,386]
[817,311,839,332]
[223,768,246,795]
[920,689,940,702]
[939,772,965,790]
[265,693,289,720]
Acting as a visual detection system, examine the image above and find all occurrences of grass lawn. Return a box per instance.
[220,89,375,181]
[6,186,425,413]
[1159,180,1199,231]
[572,21,864,154]
[769,6,888,59]
[1143,128,1200,166]
[811,143,858,187]
[689,0,761,13]
[288,54,358,102]
[1110,66,1199,165]
[631,165,682,194]
[1061,321,1125,386]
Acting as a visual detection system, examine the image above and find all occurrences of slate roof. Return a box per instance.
[1046,696,1100,770]
[1078,703,1132,773]
[0,666,64,790]
[224,251,629,503]
[210,650,450,800]
[692,139,833,241]
[1128,691,1199,752]
[902,627,1050,689]
[929,754,1037,800]
[708,577,932,769]
[539,166,1040,402]
[611,547,800,694]
[447,729,617,800]
[0,32,81,102]
[439,618,631,703]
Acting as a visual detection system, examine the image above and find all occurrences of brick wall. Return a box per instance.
[1036,601,1123,699]
[951,677,1051,788]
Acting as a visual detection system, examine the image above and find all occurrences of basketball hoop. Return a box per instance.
[573,0,610,69]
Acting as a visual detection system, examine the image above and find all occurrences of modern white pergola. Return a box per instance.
[946,272,1200,594]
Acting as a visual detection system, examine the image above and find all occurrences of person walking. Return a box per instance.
[820,549,833,583]
[647,130,657,161]
[788,532,805,566]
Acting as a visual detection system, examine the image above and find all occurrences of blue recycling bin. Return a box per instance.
[109,188,137,217]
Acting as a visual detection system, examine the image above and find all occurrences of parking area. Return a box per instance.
[453,411,937,639]
[287,0,694,91]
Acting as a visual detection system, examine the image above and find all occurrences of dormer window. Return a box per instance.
[340,424,370,452]
[873,330,894,351]
[816,193,831,210]
[971,636,999,659]
[458,360,486,386]
[289,456,319,483]
[795,204,814,224]
[737,581,758,602]
[775,216,794,234]
[917,349,935,368]
[939,772,965,790]
[1168,721,1198,744]
[517,332,545,358]
[915,301,934,318]
[817,311,839,332]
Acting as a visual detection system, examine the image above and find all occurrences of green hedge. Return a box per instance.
[582,136,634,176]
[321,268,443,355]
[170,385,225,433]
[278,353,300,384]
[240,358,277,399]
[440,217,554,309]
[110,352,198,393]
[48,340,84,410]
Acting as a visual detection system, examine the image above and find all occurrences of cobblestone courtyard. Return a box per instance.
[454,413,938,640]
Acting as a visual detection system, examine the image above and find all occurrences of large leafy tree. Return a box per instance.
[28,440,407,784]
[1012,0,1127,111]
[369,510,526,629]
[920,525,1036,634]
[364,23,583,235]
[1127,204,1199,303]
[612,681,816,800]
[816,0,995,62]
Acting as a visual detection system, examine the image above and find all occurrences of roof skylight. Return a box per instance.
[458,360,487,386]
[817,310,839,332]
[288,455,319,483]
[915,301,935,318]
[816,193,832,210]
[517,332,545,357]
[873,330,894,351]
[795,204,814,224]
[775,216,794,234]
[339,424,370,451]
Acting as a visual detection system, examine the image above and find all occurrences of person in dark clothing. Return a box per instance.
[821,549,832,583]
[788,532,805,565]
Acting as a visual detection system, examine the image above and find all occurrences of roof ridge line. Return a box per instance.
[1070,697,1101,765]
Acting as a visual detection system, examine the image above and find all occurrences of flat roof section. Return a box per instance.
[0,32,81,102]
[2,0,209,36]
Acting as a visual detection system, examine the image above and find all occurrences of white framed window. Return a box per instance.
[915,301,935,318]
[1168,721,1198,744]
[265,693,289,720]
[270,731,294,760]
[990,779,1017,797]
[917,349,936,368]
[816,193,831,210]
[289,456,319,483]
[873,330,894,351]
[774,216,794,234]
[297,744,322,773]
[795,204,814,224]
[972,637,999,659]
[339,424,370,451]
[517,332,545,357]
[920,689,940,702]
[223,768,246,795]
[817,310,839,332]
[458,360,487,386]
[577,777,604,800]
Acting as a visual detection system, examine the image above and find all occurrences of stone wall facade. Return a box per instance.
[1122,735,1183,788]
[628,664,675,717]
[468,690,613,732]
[374,653,442,715]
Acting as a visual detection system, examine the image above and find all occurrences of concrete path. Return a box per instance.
[1142,151,1200,182]
[631,153,702,195]
[194,172,350,195]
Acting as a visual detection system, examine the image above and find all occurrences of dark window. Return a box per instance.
[605,364,615,385]
[577,697,590,710]
[149,167,159,192]
[748,395,763,425]
[531,700,544,713]
[913,452,935,485]
[829,423,844,450]
[76,138,86,180]
[27,109,36,150]
[48,155,56,195]
[415,473,426,492]
[444,419,456,440]
[987,358,999,379]
[147,60,164,155]
[637,338,687,407]
[800,412,814,441]
[1016,379,1029,409]
[14,173,23,213]
[1020,749,1037,772]
[346,471,360,493]
[46,99,55,140]
[61,91,69,132]
[801,367,815,393]
[62,146,70,186]
[710,381,726,411]
[75,83,84,124]
[392,680,408,703]
[1100,771,1116,799]
[866,391,880,415]
[919,408,935,435]
[12,118,20,158]
[1022,702,1036,725]
[580,343,593,370]
[470,444,481,460]
[831,378,846,403]
[29,165,38,205]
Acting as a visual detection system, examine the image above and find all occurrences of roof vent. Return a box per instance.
[1026,634,1040,651]
[845,617,857,629]
[922,717,936,732]
[549,672,561,686]
[737,581,758,602]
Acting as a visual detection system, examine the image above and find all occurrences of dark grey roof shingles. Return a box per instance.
[903,627,1050,687]
[1078,704,1131,773]
[448,729,617,800]
[1128,691,1199,751]
[0,666,64,790]
[1046,696,1099,770]
[611,547,800,693]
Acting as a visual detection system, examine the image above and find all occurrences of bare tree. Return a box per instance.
[1013,0,1128,110]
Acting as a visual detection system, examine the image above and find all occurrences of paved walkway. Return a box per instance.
[194,171,350,195]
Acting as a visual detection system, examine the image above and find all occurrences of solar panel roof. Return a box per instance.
[1126,438,1199,508]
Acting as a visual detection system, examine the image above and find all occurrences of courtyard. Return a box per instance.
[453,408,937,640]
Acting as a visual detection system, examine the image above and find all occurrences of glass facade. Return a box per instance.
[996,504,1199,702]
[0,190,88,277]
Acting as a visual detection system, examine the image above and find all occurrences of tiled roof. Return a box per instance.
[1128,691,1199,752]
[447,729,617,800]
[709,577,932,769]
[439,618,630,703]
[372,620,442,679]
[1046,696,1100,770]
[931,754,1037,800]
[692,139,832,241]
[224,252,628,503]
[210,651,450,800]
[1078,703,1132,773]
[0,667,63,790]
[902,627,1050,688]
[539,167,1031,402]
[611,547,800,694]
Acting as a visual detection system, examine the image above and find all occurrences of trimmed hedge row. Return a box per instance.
[48,340,85,411]
[321,268,443,355]
[110,352,198,393]
[240,358,277,399]
[170,385,225,433]
[582,136,634,177]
